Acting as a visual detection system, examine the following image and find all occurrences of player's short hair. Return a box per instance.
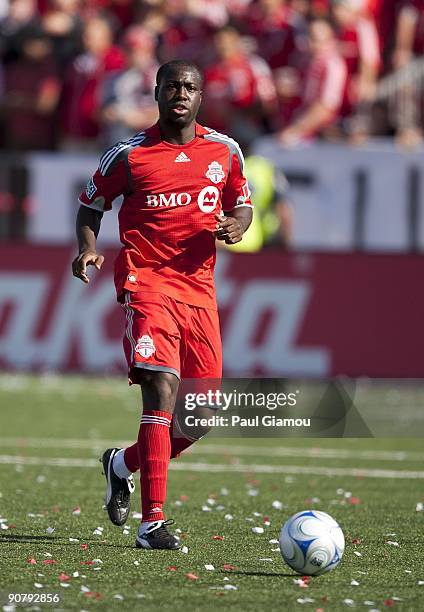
[156,60,203,88]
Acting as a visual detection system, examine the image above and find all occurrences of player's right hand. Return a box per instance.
[72,251,104,284]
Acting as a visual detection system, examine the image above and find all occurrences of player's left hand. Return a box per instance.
[214,214,244,244]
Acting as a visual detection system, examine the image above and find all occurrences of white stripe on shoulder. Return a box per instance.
[99,133,146,176]
[203,128,245,170]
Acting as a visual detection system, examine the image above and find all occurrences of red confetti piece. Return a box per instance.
[27,558,37,565]
[263,516,270,524]
[84,591,102,600]
[185,573,199,581]
[301,576,310,585]
[58,573,70,582]
[52,506,60,513]
[43,559,56,565]
[384,600,395,607]
[80,544,88,550]
[213,535,224,541]
[167,566,177,572]
[180,495,188,502]
[348,497,361,505]
[8,524,16,529]
[316,609,325,612]
[223,564,236,571]
[352,539,361,544]
[80,561,94,565]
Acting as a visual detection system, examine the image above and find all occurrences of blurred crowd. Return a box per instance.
[1,0,424,153]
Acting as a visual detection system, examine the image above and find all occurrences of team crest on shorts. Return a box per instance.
[85,178,97,199]
[205,161,225,184]
[135,335,156,359]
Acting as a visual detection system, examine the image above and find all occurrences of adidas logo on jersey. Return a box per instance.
[174,152,191,162]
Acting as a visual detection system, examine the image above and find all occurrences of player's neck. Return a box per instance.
[158,119,196,145]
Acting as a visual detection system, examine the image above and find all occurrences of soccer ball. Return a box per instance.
[279,510,345,576]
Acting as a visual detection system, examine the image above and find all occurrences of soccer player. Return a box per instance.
[72,60,252,550]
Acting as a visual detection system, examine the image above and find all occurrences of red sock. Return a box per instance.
[124,443,139,473]
[138,410,172,523]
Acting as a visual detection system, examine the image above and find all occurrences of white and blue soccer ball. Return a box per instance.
[279,510,345,576]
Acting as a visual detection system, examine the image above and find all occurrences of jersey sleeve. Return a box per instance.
[221,150,253,213]
[78,157,129,213]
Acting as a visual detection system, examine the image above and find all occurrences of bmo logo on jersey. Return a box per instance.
[146,193,192,207]
[197,186,219,213]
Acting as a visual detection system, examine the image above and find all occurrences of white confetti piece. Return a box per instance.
[384,533,397,536]
[202,505,212,512]
[354,551,362,557]
[416,502,423,512]
[0,518,7,523]
[245,518,254,522]
[247,489,258,497]
[93,568,101,571]
[69,538,79,543]
[351,580,360,586]
[0,524,8,531]
[132,512,143,519]
[3,605,16,612]
[364,601,375,605]
[134,561,140,566]
[337,488,344,495]
[392,597,402,601]
[272,500,283,510]
[180,546,189,554]
[34,583,43,589]
[252,527,264,534]
[216,505,225,511]
[92,559,103,564]
[36,574,44,577]
[113,594,124,600]
[174,500,183,507]
[223,577,229,581]
[297,597,315,604]
[136,594,146,598]
[80,586,90,593]
[46,527,55,534]
[72,507,81,516]
[269,538,279,544]
[60,583,70,588]
[224,514,233,521]
[72,572,79,578]
[259,558,273,562]
[311,497,320,503]
[404,570,412,574]
[92,529,102,536]
[220,488,229,496]
[207,498,216,506]
[271,548,280,552]
[344,491,352,498]
[386,541,400,547]
[175,528,182,534]
[36,475,46,483]
[369,609,380,612]
[205,564,215,571]
[223,584,238,591]
[253,512,262,517]
[343,599,355,607]
[43,552,52,557]
[418,581,424,585]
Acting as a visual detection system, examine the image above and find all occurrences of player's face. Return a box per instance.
[156,69,202,127]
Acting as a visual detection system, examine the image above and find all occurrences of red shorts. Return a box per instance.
[121,291,222,381]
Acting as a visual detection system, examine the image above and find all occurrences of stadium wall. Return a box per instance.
[0,247,422,378]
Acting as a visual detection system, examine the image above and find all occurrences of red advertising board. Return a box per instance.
[0,246,422,377]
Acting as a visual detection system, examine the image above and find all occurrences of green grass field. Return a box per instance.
[0,374,423,611]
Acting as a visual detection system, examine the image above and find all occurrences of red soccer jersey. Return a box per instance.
[78,122,252,309]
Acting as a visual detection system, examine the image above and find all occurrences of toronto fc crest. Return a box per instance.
[135,335,156,358]
[205,161,225,184]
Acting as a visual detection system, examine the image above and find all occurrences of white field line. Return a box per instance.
[0,454,424,479]
[0,437,423,462]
